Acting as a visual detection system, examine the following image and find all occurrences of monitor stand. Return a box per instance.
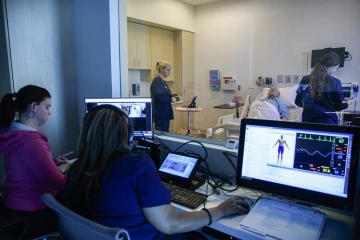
[160,174,205,191]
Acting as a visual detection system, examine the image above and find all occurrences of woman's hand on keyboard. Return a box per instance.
[217,197,250,216]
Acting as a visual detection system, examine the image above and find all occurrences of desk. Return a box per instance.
[173,184,355,239]
[214,103,244,118]
[174,107,202,134]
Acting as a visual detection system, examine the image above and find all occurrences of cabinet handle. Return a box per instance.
[184,89,185,95]
[133,59,135,68]
[138,59,140,68]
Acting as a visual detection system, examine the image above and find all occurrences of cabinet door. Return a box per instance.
[135,24,151,69]
[150,27,163,76]
[127,22,137,69]
[181,31,194,102]
[162,29,174,81]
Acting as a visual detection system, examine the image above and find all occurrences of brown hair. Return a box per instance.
[309,52,340,100]
[0,85,51,128]
[65,107,131,218]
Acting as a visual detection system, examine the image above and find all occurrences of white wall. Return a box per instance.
[127,0,195,32]
[4,0,79,156]
[194,0,360,129]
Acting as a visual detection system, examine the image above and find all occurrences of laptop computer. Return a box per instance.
[158,153,204,190]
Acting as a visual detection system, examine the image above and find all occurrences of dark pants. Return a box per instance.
[155,119,170,132]
[2,206,58,239]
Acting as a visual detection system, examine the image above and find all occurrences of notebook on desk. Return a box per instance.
[240,197,325,240]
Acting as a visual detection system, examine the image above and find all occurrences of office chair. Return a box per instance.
[41,193,130,240]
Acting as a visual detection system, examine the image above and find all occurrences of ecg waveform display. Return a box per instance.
[293,133,348,176]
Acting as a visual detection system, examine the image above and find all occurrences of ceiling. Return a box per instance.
[179,0,223,6]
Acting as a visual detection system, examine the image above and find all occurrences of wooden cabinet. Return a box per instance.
[150,27,174,81]
[127,22,151,70]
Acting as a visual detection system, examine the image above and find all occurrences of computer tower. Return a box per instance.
[132,83,140,96]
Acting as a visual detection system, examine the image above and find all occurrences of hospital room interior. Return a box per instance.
[1,0,360,239]
[0,0,359,158]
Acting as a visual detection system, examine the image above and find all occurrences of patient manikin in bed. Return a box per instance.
[262,87,288,120]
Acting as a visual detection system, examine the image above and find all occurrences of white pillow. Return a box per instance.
[256,85,298,105]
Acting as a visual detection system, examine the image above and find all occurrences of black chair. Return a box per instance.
[41,193,130,240]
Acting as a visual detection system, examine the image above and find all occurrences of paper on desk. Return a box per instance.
[240,197,325,240]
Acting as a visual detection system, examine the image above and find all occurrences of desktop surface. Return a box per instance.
[172,183,355,240]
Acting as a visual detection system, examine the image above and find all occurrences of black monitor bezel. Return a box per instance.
[236,118,360,210]
[311,47,345,68]
[84,97,154,140]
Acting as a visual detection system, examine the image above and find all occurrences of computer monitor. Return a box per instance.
[236,119,360,210]
[84,98,153,139]
[311,47,345,68]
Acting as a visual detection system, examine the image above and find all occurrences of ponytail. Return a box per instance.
[309,63,328,100]
[0,85,51,128]
[309,52,340,100]
[154,61,171,77]
[0,93,16,128]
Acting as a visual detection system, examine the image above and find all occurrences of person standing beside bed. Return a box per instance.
[0,85,73,238]
[295,52,351,124]
[63,105,250,240]
[150,61,177,132]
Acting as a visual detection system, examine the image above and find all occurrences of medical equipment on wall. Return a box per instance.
[221,77,236,90]
[210,70,221,90]
[256,76,274,87]
[132,83,140,96]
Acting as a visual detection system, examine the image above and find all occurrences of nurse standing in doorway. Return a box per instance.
[150,61,176,132]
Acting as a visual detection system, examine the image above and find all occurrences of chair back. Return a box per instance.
[41,193,130,240]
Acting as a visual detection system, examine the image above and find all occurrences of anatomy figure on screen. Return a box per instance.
[273,135,290,164]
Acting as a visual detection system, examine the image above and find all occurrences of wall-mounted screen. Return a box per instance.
[311,47,345,68]
[236,118,360,210]
[84,98,153,139]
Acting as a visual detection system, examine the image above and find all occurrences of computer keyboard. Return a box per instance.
[163,182,207,209]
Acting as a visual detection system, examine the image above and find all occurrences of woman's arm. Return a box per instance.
[21,138,66,191]
[333,80,348,111]
[142,197,249,234]
[151,79,172,104]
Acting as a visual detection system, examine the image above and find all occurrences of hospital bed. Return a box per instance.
[211,85,303,141]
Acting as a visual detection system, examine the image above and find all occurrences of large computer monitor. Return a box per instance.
[311,47,345,68]
[236,119,360,210]
[84,98,153,139]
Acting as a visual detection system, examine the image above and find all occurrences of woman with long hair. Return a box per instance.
[0,85,72,238]
[64,105,249,240]
[295,52,350,124]
[150,61,176,132]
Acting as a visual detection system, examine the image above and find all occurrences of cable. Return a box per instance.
[4,0,15,92]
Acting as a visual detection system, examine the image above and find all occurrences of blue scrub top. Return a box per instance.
[295,75,346,124]
[64,153,171,240]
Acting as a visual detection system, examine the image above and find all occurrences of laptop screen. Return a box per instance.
[236,119,360,210]
[159,153,199,179]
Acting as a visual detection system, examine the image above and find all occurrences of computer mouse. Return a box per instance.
[242,197,254,207]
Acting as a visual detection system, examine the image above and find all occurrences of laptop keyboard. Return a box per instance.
[163,182,207,209]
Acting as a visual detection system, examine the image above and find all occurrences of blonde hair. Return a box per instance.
[154,61,171,76]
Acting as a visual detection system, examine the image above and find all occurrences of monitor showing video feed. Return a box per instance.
[84,98,153,139]
[236,119,360,210]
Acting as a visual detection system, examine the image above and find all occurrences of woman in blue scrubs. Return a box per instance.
[295,52,349,124]
[150,61,176,132]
